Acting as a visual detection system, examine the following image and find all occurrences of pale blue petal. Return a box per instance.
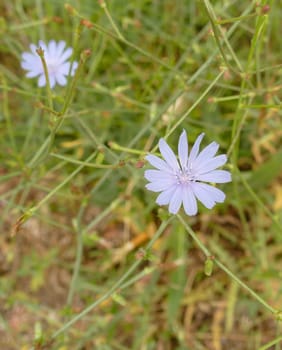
[29,44,37,53]
[58,47,73,64]
[178,130,188,169]
[144,169,175,182]
[156,185,177,205]
[194,141,219,167]
[145,154,173,173]
[159,138,179,170]
[21,52,42,77]
[22,55,42,72]
[195,155,227,174]
[26,70,41,78]
[48,40,57,57]
[71,61,78,75]
[183,185,198,216]
[192,182,225,207]
[59,62,71,75]
[49,75,56,89]
[168,185,183,214]
[191,183,215,209]
[21,52,37,65]
[22,60,40,72]
[38,74,46,87]
[146,179,174,192]
[59,61,78,77]
[197,170,232,183]
[188,133,204,170]
[55,73,67,86]
[56,41,67,58]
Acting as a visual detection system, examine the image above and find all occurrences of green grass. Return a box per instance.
[0,1,282,349]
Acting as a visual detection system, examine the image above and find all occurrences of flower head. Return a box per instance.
[21,40,78,88]
[144,130,232,216]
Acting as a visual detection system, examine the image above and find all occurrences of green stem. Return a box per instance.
[99,0,125,40]
[59,49,90,116]
[10,18,50,31]
[157,70,224,151]
[69,9,183,77]
[27,134,52,168]
[230,2,268,164]
[258,336,282,350]
[215,13,257,24]
[50,153,120,169]
[37,47,53,111]
[31,152,97,214]
[215,259,275,314]
[203,0,243,75]
[85,196,122,232]
[177,214,276,314]
[108,142,147,155]
[67,204,86,306]
[28,50,90,169]
[52,217,172,339]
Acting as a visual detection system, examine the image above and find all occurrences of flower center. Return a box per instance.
[176,168,196,185]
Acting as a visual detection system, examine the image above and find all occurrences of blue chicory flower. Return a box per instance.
[21,40,78,88]
[144,130,232,216]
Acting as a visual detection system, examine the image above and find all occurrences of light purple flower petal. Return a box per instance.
[21,52,37,65]
[55,73,67,86]
[57,47,73,64]
[38,74,46,87]
[191,183,215,209]
[168,185,183,214]
[29,44,37,53]
[194,141,219,167]
[22,61,39,72]
[145,154,173,173]
[188,133,204,169]
[195,154,227,174]
[26,70,41,78]
[192,182,225,208]
[159,138,179,170]
[146,179,175,192]
[48,40,57,57]
[21,60,33,70]
[178,130,188,169]
[23,56,42,76]
[58,62,71,75]
[183,185,198,216]
[49,75,56,89]
[56,41,67,57]
[144,170,174,182]
[197,170,232,183]
[71,61,78,75]
[156,185,177,205]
